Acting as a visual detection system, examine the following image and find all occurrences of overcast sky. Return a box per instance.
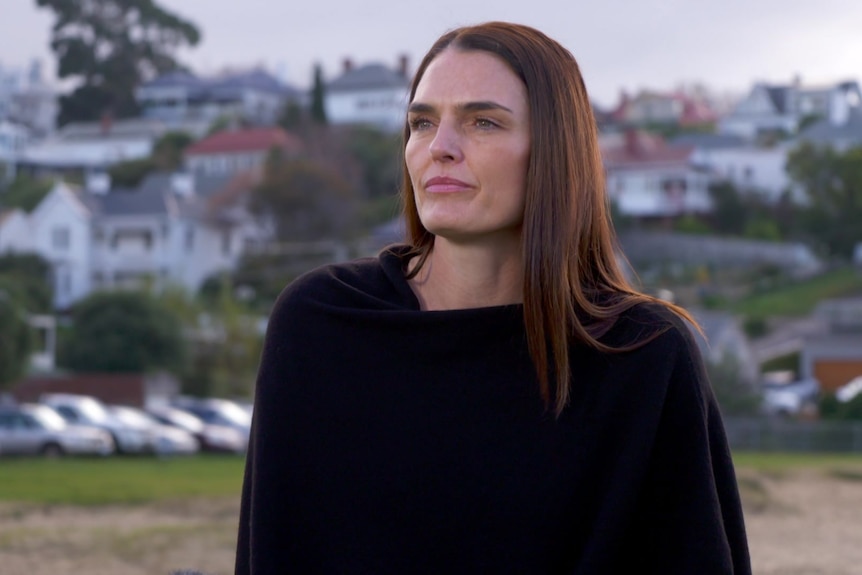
[3,0,862,107]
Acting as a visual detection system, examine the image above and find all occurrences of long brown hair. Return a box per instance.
[401,22,698,415]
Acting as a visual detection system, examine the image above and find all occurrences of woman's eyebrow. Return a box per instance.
[407,101,514,115]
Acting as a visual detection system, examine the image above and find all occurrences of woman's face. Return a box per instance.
[405,48,531,245]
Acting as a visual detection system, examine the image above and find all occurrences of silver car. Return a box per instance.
[0,404,115,457]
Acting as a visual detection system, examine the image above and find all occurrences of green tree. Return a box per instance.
[59,290,187,373]
[250,157,357,242]
[345,126,402,199]
[0,290,33,389]
[705,352,762,416]
[35,0,201,125]
[183,275,262,398]
[310,63,328,125]
[0,175,54,212]
[0,253,54,313]
[786,142,862,258]
[108,130,194,187]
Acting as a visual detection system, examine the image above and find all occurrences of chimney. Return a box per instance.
[342,58,354,73]
[624,128,641,156]
[398,54,409,77]
[86,171,111,195]
[100,110,113,136]
[170,171,195,198]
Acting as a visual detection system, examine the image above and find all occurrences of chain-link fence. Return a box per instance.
[725,417,862,452]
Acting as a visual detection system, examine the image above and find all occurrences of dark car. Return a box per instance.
[147,404,247,453]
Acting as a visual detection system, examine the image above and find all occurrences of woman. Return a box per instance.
[236,22,751,574]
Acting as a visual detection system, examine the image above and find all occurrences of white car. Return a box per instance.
[0,404,115,457]
[39,393,150,454]
[109,405,200,456]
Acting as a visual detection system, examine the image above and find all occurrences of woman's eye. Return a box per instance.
[474,118,498,129]
[409,117,433,130]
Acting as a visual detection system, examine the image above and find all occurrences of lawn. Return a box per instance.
[733,450,862,473]
[0,455,246,505]
[730,266,862,319]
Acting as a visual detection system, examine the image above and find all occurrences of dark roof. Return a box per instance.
[328,63,409,92]
[141,69,302,99]
[88,177,176,217]
[765,86,791,114]
[797,108,862,147]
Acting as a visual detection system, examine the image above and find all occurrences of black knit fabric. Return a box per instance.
[235,245,751,574]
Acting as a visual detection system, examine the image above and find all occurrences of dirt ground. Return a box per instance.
[0,467,861,575]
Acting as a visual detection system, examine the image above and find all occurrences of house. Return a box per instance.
[17,116,168,176]
[0,170,266,309]
[602,130,712,218]
[800,297,862,393]
[610,89,718,127]
[718,78,862,140]
[183,126,303,176]
[0,59,57,137]
[678,138,798,204]
[26,181,94,309]
[324,56,411,131]
[136,68,304,130]
[86,170,264,295]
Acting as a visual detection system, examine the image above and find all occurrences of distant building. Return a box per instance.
[0,59,57,137]
[610,89,718,127]
[800,297,862,393]
[17,116,168,176]
[602,130,711,218]
[324,56,411,132]
[183,126,303,176]
[136,68,304,130]
[0,171,268,309]
[718,78,862,140]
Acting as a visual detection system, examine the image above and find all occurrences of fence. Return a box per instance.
[725,417,862,452]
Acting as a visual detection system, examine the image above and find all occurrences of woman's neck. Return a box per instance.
[407,236,524,311]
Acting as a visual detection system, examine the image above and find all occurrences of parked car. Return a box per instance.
[39,393,150,454]
[146,404,247,453]
[171,397,252,443]
[0,404,115,457]
[761,376,820,416]
[108,405,200,456]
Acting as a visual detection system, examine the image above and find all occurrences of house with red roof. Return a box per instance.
[184,126,303,176]
[602,130,711,219]
[610,89,719,128]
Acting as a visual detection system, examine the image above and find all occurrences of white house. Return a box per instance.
[26,182,94,309]
[690,143,797,203]
[87,171,264,295]
[602,130,712,218]
[18,117,167,174]
[324,57,410,132]
[719,79,862,140]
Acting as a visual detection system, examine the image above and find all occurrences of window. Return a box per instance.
[185,227,195,251]
[221,230,232,255]
[51,227,70,249]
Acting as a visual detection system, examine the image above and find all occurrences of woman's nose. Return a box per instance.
[429,122,464,163]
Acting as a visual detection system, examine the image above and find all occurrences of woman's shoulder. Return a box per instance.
[601,298,698,350]
[272,244,418,313]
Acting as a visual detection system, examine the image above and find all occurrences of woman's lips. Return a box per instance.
[424,176,473,193]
